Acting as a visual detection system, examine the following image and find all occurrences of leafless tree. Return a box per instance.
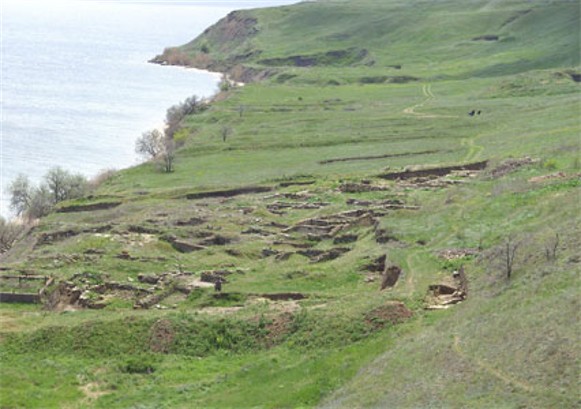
[136,129,176,173]
[0,217,24,253]
[544,232,560,262]
[503,236,521,280]
[165,95,203,139]
[161,138,176,173]
[220,126,233,142]
[135,129,164,159]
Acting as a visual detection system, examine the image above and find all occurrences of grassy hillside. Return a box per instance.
[155,0,580,82]
[1,0,580,407]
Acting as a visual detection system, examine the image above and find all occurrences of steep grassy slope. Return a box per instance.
[1,0,579,408]
[157,0,580,82]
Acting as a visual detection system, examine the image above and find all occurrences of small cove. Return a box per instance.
[0,0,298,217]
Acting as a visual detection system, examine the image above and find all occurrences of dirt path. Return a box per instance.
[461,136,484,162]
[402,84,458,119]
[453,335,534,393]
[404,251,420,295]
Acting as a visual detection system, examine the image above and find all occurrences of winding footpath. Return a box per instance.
[453,335,535,393]
[402,84,458,119]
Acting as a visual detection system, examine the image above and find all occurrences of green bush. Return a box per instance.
[543,158,558,170]
[120,354,159,374]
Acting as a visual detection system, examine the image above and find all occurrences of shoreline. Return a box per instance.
[1,64,221,222]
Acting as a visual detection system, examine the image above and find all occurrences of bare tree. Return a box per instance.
[0,217,24,253]
[220,126,233,142]
[544,232,560,262]
[136,129,176,173]
[165,95,203,139]
[135,129,164,159]
[161,138,176,173]
[503,236,521,280]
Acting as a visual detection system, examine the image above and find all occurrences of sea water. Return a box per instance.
[0,0,298,218]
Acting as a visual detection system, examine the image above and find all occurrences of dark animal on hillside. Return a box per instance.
[468,110,475,116]
[477,110,481,115]
[214,280,222,292]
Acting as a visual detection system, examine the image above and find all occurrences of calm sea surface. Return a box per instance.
[1,0,298,218]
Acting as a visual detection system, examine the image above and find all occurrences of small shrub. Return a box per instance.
[120,355,158,374]
[543,158,558,170]
[219,74,233,92]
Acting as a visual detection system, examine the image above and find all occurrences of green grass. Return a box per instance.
[1,0,580,407]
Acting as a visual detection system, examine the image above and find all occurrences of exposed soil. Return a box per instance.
[243,227,275,237]
[184,186,273,200]
[568,72,581,82]
[259,48,368,67]
[175,217,206,227]
[363,254,387,273]
[339,182,391,193]
[257,292,306,301]
[364,302,413,330]
[319,149,441,164]
[200,235,232,246]
[333,234,358,245]
[375,228,399,244]
[437,248,479,260]
[163,237,207,253]
[36,224,112,247]
[202,10,258,47]
[127,225,161,235]
[284,209,377,241]
[297,247,351,263]
[261,248,279,258]
[500,9,532,28]
[79,382,110,402]
[347,198,419,211]
[380,265,402,290]
[425,268,469,310]
[472,34,499,41]
[379,160,488,180]
[263,312,294,347]
[200,270,232,284]
[487,157,537,179]
[0,293,40,304]
[267,201,329,213]
[359,75,419,84]
[278,180,315,188]
[149,319,175,353]
[528,172,567,183]
[56,202,121,213]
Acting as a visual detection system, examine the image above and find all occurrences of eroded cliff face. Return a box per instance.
[149,10,268,82]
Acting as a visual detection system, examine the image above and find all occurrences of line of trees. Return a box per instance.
[136,95,208,173]
[8,167,89,220]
